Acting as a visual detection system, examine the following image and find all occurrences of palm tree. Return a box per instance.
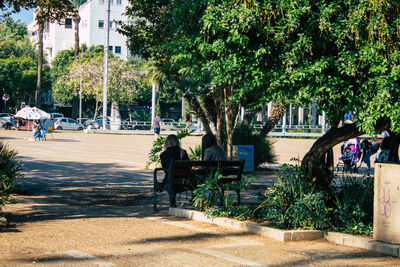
[70,0,86,57]
[70,0,86,119]
[35,9,45,108]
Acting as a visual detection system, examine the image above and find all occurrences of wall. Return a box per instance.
[374,163,400,244]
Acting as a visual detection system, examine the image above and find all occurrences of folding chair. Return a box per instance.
[46,126,54,140]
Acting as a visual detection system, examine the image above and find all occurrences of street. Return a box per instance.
[0,130,398,266]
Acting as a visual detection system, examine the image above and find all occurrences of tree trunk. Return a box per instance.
[71,14,81,120]
[127,104,132,121]
[94,101,99,120]
[301,123,362,189]
[36,22,44,108]
[110,101,121,130]
[260,103,287,138]
[301,119,390,190]
[186,95,212,133]
[223,85,239,159]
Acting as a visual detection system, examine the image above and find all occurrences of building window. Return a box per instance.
[65,18,72,29]
[117,0,122,4]
[98,20,104,28]
[109,21,113,29]
[110,0,113,4]
[115,46,121,54]
[109,46,113,51]
[99,0,104,4]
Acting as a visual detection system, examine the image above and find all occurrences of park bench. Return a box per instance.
[153,160,244,211]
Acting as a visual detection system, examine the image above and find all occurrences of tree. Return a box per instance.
[255,0,400,188]
[0,17,43,110]
[121,0,291,157]
[2,1,74,108]
[56,52,145,122]
[69,0,86,119]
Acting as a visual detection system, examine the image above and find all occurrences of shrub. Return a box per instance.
[193,171,252,211]
[0,141,22,210]
[130,110,151,122]
[188,145,202,161]
[254,165,329,230]
[232,123,275,168]
[330,176,373,235]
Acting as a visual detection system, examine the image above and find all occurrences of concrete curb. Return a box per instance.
[326,232,400,257]
[168,208,323,242]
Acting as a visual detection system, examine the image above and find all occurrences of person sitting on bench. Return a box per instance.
[201,133,227,161]
[158,134,189,191]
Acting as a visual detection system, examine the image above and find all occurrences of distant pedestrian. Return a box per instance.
[343,111,355,124]
[152,113,161,139]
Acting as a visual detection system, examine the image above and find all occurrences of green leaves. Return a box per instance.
[0,141,22,210]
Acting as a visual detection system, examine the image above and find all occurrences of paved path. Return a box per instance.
[0,130,397,266]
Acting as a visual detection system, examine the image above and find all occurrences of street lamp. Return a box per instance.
[2,93,9,113]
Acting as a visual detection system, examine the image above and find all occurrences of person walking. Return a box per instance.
[152,113,161,139]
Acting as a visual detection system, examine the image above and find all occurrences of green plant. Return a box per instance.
[254,164,329,230]
[145,129,192,169]
[193,171,252,211]
[232,123,275,168]
[188,145,201,161]
[130,110,151,122]
[204,205,254,221]
[329,177,374,235]
[0,141,22,210]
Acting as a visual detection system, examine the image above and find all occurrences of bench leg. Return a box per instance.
[168,187,176,207]
[153,187,158,211]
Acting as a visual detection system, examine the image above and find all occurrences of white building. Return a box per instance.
[28,0,131,63]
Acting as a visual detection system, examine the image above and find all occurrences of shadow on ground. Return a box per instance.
[6,156,164,225]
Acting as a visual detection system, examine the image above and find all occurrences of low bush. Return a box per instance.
[193,171,252,211]
[232,123,275,168]
[188,145,202,161]
[194,164,373,236]
[0,141,22,211]
[330,176,373,235]
[253,165,329,230]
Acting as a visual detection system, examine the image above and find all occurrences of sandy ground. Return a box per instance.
[0,129,396,267]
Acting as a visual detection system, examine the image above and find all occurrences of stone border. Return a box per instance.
[168,208,323,242]
[168,208,400,257]
[326,232,400,257]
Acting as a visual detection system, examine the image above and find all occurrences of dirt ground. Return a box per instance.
[0,130,397,267]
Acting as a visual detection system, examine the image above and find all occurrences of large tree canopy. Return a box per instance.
[122,0,400,187]
[0,17,50,109]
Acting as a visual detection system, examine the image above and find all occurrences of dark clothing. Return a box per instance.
[160,146,189,170]
[159,145,189,186]
[203,145,227,161]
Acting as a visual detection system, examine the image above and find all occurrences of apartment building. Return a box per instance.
[28,0,130,63]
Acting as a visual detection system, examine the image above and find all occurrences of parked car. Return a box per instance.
[54,117,84,130]
[121,120,141,130]
[161,118,175,130]
[50,113,64,120]
[92,118,110,129]
[0,113,10,126]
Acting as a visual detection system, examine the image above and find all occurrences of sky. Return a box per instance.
[2,8,34,24]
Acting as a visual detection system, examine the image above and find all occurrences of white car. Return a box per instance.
[0,113,10,126]
[54,117,84,130]
[50,113,64,120]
